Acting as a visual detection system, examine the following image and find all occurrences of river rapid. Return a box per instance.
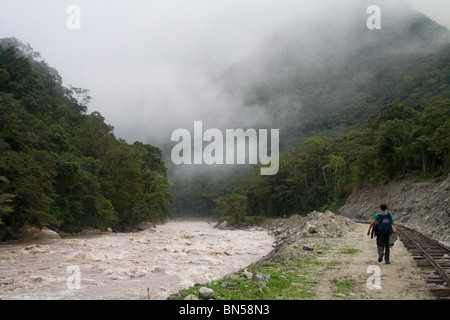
[0,221,274,300]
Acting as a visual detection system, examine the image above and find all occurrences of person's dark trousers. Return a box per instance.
[376,233,390,263]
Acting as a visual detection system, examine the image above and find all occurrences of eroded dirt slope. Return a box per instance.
[338,175,449,245]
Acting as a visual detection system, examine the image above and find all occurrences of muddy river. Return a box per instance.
[0,221,274,300]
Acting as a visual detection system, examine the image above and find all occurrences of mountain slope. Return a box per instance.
[0,39,172,239]
[220,0,450,150]
[170,1,450,218]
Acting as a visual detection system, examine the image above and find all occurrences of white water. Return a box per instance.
[0,221,274,300]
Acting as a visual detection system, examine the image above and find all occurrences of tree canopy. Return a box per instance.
[0,39,172,239]
[215,97,449,224]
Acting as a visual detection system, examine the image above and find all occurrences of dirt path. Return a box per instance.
[314,223,433,300]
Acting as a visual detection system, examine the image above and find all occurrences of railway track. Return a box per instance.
[396,225,450,299]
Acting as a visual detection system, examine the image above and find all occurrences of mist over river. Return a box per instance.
[0,221,274,300]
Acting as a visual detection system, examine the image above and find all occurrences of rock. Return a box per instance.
[106,227,113,233]
[40,227,60,240]
[243,271,253,280]
[307,224,317,234]
[218,220,228,229]
[199,287,215,300]
[252,272,269,285]
[303,245,314,251]
[184,294,199,300]
[19,225,60,240]
[136,221,155,231]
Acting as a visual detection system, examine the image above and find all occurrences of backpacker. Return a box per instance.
[377,212,393,234]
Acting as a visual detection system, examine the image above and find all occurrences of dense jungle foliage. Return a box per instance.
[0,39,172,239]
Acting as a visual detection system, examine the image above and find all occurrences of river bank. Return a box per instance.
[171,211,434,300]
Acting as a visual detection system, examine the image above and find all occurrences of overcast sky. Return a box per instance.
[1,0,449,146]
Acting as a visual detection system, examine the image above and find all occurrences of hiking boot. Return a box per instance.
[378,254,383,263]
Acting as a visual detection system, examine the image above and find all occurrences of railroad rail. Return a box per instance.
[396,225,450,299]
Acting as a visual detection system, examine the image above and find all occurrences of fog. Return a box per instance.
[0,0,449,147]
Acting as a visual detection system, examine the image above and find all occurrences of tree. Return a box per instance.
[0,176,14,220]
[324,154,346,186]
[215,193,248,225]
[68,85,91,112]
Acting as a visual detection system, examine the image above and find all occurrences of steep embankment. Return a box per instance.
[338,175,450,245]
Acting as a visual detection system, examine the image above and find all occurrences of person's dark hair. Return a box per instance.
[380,204,388,211]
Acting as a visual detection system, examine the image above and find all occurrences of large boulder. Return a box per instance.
[20,225,60,240]
[40,227,61,240]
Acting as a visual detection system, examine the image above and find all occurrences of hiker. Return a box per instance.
[367,204,397,264]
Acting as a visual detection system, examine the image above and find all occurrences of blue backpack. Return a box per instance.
[377,212,393,234]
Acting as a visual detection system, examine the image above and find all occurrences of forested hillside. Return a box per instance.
[169,3,450,222]
[0,39,172,239]
[221,96,450,224]
[222,3,450,149]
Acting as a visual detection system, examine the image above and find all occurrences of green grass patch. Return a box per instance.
[314,247,360,255]
[171,257,338,300]
[339,248,360,255]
